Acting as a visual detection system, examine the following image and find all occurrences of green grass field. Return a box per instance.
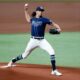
[0,0,80,3]
[0,32,80,68]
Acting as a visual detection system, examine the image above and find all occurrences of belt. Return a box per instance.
[31,36,44,40]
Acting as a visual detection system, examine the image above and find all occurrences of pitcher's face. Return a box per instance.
[36,11,43,17]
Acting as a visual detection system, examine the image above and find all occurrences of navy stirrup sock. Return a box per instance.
[12,55,23,63]
[50,55,56,70]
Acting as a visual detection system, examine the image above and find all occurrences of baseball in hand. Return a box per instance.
[24,3,29,10]
[25,3,28,7]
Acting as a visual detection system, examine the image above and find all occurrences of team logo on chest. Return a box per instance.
[32,21,42,27]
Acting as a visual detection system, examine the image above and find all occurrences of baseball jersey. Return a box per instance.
[30,17,53,37]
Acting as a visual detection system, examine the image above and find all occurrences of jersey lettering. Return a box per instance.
[32,21,42,27]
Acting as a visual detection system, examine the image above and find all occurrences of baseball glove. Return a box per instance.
[49,28,60,35]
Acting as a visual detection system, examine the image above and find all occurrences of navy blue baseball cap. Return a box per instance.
[36,6,45,11]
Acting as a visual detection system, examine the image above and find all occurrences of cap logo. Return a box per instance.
[40,6,44,9]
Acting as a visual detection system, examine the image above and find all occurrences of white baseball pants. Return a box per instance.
[22,38,55,59]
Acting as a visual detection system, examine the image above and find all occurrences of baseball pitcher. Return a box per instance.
[2,3,62,76]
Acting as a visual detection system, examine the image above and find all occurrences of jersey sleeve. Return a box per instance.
[45,18,53,25]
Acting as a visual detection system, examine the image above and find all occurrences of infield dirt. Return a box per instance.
[0,63,80,80]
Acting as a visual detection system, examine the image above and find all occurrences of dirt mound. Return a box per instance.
[0,63,80,80]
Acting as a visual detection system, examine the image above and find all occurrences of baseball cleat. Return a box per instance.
[7,60,13,67]
[51,70,62,76]
[0,61,16,68]
[0,65,16,68]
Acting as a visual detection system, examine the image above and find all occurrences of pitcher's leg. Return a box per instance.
[22,38,38,59]
[12,47,36,63]
[39,39,62,76]
[8,38,38,67]
[39,39,56,70]
[39,39,55,55]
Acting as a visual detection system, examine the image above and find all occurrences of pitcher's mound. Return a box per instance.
[0,63,80,80]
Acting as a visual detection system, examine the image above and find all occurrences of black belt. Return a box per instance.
[31,36,44,40]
